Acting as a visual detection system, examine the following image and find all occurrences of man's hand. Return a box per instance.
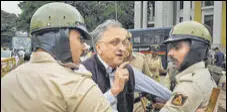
[111,62,129,96]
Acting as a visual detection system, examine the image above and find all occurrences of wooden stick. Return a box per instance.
[140,97,147,112]
[205,88,220,112]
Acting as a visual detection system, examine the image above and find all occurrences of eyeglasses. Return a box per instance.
[99,38,130,47]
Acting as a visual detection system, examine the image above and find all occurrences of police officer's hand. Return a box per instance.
[111,62,129,96]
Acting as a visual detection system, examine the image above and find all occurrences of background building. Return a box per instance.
[134,1,226,53]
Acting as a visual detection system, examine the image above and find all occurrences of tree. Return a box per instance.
[16,1,54,33]
[1,10,17,47]
[1,10,17,33]
[116,1,134,29]
[16,1,134,33]
[69,1,134,31]
[15,1,135,47]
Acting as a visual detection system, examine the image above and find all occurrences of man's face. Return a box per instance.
[69,29,86,64]
[167,40,190,69]
[96,27,128,68]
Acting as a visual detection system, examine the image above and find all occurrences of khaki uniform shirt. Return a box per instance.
[1,51,112,112]
[145,54,164,81]
[130,52,153,77]
[164,62,178,90]
[160,61,217,112]
[130,52,153,112]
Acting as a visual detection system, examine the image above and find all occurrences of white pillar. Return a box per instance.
[191,1,195,20]
[213,1,222,47]
[134,1,142,28]
[155,1,173,27]
[142,1,148,28]
[155,1,164,27]
[149,3,153,21]
[166,1,174,27]
[183,1,191,21]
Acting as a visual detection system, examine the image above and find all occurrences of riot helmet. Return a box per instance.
[163,21,212,71]
[30,2,90,63]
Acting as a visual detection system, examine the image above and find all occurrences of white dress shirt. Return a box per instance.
[97,55,172,112]
[97,55,118,112]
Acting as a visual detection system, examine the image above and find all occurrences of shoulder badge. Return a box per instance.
[171,94,188,106]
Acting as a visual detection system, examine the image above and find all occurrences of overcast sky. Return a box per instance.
[1,1,22,15]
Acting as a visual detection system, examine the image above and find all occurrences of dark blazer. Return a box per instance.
[82,54,135,112]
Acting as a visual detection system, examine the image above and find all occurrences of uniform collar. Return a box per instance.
[30,51,92,77]
[176,61,205,79]
[30,51,56,63]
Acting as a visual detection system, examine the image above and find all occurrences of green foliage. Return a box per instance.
[1,10,17,33]
[1,10,18,47]
[16,1,55,32]
[70,1,134,31]
[16,1,134,32]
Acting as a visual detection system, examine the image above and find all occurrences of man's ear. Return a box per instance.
[96,44,102,55]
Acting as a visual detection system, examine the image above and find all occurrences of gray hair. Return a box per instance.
[90,19,122,51]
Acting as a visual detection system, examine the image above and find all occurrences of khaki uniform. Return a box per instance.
[133,102,145,112]
[130,52,153,77]
[164,73,172,90]
[160,61,217,112]
[164,62,179,91]
[130,52,145,72]
[145,54,164,82]
[164,71,178,91]
[1,52,111,112]
[130,52,152,112]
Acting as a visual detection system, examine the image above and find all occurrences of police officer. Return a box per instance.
[125,31,153,77]
[145,45,165,82]
[124,31,172,112]
[213,47,225,68]
[1,2,112,112]
[159,21,217,112]
[124,31,153,112]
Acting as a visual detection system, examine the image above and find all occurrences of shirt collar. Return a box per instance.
[30,51,92,77]
[97,55,113,74]
[176,61,206,79]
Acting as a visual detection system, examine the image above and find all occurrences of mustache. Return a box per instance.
[169,56,177,63]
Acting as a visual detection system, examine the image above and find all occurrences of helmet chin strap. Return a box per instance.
[179,40,209,72]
